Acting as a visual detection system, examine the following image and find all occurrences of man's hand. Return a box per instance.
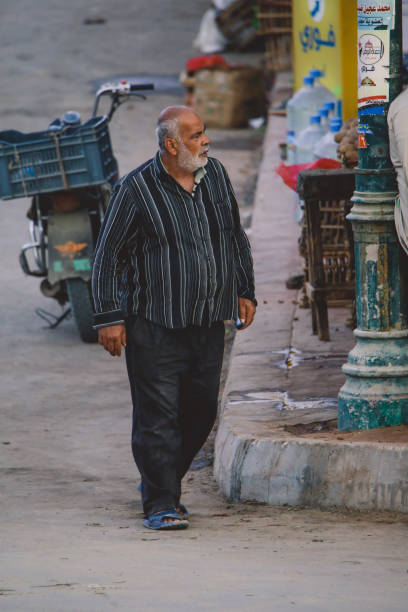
[98,324,126,356]
[238,297,256,330]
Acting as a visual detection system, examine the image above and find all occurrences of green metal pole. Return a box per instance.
[338,1,408,430]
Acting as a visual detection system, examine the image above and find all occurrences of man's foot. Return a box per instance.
[144,509,189,530]
[177,504,189,520]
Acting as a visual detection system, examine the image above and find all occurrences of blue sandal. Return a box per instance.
[144,509,189,530]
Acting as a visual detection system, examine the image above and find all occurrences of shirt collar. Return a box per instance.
[194,166,207,185]
[154,151,169,179]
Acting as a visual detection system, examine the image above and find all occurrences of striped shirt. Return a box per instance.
[92,152,256,329]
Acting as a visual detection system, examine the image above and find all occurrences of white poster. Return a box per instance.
[358,30,390,108]
[357,0,395,30]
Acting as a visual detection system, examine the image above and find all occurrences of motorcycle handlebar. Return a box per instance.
[97,81,154,96]
[130,83,154,91]
[92,81,154,118]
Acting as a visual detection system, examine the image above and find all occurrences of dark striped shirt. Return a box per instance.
[92,152,256,329]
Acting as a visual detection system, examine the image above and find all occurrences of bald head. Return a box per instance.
[156,106,201,153]
[158,105,197,123]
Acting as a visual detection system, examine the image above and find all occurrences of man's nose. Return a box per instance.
[203,133,210,146]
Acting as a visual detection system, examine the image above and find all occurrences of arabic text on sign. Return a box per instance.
[299,25,336,53]
[357,0,394,29]
[357,6,391,14]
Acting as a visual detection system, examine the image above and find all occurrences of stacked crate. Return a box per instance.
[0,117,117,200]
[257,0,292,72]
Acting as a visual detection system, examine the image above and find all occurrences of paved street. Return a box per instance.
[0,2,407,610]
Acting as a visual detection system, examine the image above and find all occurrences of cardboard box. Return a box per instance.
[194,66,266,128]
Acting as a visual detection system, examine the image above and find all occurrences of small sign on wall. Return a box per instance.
[357,30,390,108]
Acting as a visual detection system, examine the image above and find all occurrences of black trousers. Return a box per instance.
[125,315,225,516]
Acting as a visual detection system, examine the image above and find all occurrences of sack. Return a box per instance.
[194,67,265,128]
[193,8,228,54]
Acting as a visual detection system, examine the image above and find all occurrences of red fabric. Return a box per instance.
[186,55,230,73]
[276,159,341,192]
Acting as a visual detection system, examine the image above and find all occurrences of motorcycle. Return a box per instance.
[0,80,153,342]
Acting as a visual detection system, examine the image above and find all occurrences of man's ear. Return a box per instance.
[165,138,178,156]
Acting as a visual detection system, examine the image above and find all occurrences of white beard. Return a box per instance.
[178,142,209,173]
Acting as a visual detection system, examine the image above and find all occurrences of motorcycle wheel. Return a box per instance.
[66,278,98,343]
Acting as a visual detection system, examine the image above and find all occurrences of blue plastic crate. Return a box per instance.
[0,116,118,200]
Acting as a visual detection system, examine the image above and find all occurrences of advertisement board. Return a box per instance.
[293,0,340,96]
[292,0,357,120]
[357,30,390,108]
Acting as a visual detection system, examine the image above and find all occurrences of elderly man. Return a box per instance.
[92,106,256,530]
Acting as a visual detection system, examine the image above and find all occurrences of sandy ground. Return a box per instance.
[1,1,408,610]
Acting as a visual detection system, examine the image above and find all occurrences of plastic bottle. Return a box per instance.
[308,69,337,106]
[313,119,342,161]
[331,118,342,131]
[286,130,296,164]
[286,76,319,137]
[323,101,336,119]
[336,99,343,123]
[295,115,325,163]
[318,107,330,133]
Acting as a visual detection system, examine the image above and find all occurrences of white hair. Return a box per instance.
[156,118,180,152]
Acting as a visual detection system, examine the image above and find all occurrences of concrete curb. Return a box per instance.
[214,110,408,513]
[215,418,408,512]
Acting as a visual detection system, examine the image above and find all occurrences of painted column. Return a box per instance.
[338,1,408,430]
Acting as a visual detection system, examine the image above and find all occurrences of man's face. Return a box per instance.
[177,112,210,173]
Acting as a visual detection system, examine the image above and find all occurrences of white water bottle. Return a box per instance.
[313,119,342,160]
[295,115,325,163]
[322,100,336,119]
[318,107,330,133]
[309,69,337,106]
[287,76,319,137]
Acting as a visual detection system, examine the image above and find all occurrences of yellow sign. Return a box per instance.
[292,0,357,121]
